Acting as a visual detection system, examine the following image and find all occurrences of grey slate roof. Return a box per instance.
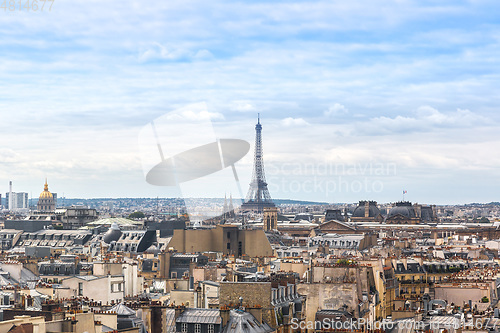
[109,303,137,316]
[176,308,222,324]
[222,309,273,333]
[165,309,176,333]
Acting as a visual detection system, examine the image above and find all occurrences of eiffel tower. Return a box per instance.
[241,115,275,212]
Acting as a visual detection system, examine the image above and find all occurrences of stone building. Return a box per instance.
[299,264,375,322]
[56,274,126,304]
[219,273,304,330]
[385,201,438,224]
[37,180,56,212]
[263,207,278,231]
[168,225,273,258]
[313,219,365,235]
[323,209,344,222]
[350,201,384,223]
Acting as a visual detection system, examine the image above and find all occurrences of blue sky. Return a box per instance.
[1,0,499,204]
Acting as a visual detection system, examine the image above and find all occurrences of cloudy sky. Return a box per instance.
[1,0,499,204]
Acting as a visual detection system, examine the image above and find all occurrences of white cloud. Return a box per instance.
[0,149,19,163]
[324,103,349,117]
[2,0,500,201]
[165,110,225,121]
[232,101,256,112]
[358,106,489,135]
[138,43,211,62]
[281,117,310,127]
[194,49,214,60]
[415,106,487,126]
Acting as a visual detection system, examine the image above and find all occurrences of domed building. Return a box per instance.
[385,201,437,224]
[102,222,122,244]
[37,179,56,212]
[350,201,384,222]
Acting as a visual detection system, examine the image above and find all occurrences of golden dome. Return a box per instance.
[39,179,53,199]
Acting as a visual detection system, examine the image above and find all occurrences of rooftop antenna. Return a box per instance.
[8,181,12,211]
[156,196,159,222]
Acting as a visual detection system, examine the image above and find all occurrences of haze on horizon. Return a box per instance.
[1,0,499,205]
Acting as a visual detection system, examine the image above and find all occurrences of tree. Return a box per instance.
[128,211,145,219]
[481,296,489,303]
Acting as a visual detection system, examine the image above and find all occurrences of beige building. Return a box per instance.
[56,275,125,304]
[263,207,278,231]
[434,282,491,308]
[219,275,304,330]
[298,264,375,324]
[359,258,397,320]
[168,225,273,257]
[92,261,143,297]
[0,315,46,333]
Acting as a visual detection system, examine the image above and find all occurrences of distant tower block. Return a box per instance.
[241,115,275,212]
[263,207,278,231]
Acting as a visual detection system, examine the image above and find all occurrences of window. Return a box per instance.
[111,283,122,293]
[195,324,201,333]
[208,324,214,333]
[227,242,231,250]
[227,232,231,239]
[78,282,83,296]
[181,323,188,333]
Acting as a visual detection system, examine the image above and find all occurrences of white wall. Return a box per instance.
[59,275,125,304]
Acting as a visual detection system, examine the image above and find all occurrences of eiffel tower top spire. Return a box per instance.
[223,193,228,214]
[229,194,234,212]
[241,115,275,212]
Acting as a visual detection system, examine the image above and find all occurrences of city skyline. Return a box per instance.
[1,1,499,204]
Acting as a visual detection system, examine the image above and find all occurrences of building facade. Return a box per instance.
[37,180,56,212]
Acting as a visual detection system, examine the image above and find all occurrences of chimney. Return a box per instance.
[247,306,263,324]
[189,276,194,290]
[174,305,185,320]
[150,304,164,333]
[220,307,231,327]
[401,258,408,270]
[196,286,202,308]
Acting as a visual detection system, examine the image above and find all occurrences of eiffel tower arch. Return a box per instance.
[241,115,275,212]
